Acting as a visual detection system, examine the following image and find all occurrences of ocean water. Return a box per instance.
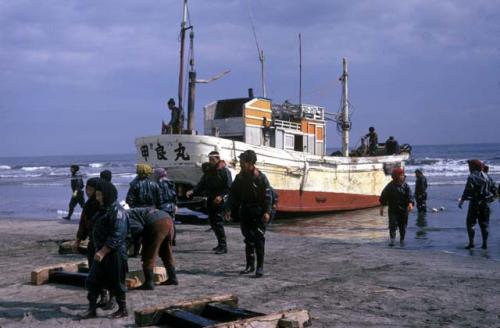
[0,144,499,259]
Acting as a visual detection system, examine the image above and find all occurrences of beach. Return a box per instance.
[0,216,499,327]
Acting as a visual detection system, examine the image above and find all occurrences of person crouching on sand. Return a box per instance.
[81,180,129,319]
[379,167,414,247]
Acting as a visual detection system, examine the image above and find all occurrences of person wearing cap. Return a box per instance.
[186,151,232,254]
[100,170,112,182]
[63,164,85,220]
[81,180,129,319]
[167,98,184,134]
[379,167,414,247]
[225,150,273,277]
[414,169,428,213]
[458,160,495,249]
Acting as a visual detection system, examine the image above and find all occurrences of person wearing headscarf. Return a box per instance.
[186,151,232,254]
[225,150,273,278]
[152,168,178,245]
[81,180,129,319]
[380,167,414,247]
[63,164,85,220]
[458,160,495,249]
[100,170,112,182]
[128,208,178,290]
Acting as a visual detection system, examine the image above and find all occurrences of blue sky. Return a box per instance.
[1,0,499,156]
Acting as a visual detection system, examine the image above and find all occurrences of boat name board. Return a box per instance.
[139,142,191,163]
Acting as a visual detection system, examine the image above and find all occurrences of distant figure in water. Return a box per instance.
[458,160,496,249]
[414,169,428,213]
[63,164,85,220]
[385,136,400,155]
[100,169,112,182]
[364,126,378,156]
[379,167,414,247]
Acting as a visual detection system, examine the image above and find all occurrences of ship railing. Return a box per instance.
[273,119,301,131]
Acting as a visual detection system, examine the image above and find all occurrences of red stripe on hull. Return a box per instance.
[276,189,380,213]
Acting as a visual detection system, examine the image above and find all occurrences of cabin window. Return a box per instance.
[214,99,247,119]
[294,135,304,151]
[284,134,294,149]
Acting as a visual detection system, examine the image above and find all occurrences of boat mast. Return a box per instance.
[177,0,189,132]
[299,33,302,105]
[187,27,196,132]
[341,58,350,156]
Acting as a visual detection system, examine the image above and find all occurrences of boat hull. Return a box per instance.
[135,134,409,213]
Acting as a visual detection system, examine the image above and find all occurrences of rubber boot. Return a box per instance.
[138,268,155,290]
[162,264,178,285]
[239,246,255,274]
[110,299,128,319]
[465,229,475,249]
[97,289,112,309]
[388,238,395,247]
[255,241,265,278]
[80,298,97,319]
[480,228,488,249]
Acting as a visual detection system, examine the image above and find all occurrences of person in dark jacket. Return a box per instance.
[414,169,428,213]
[385,136,400,155]
[225,150,273,277]
[128,208,178,290]
[100,170,112,182]
[63,164,85,220]
[458,160,495,249]
[152,168,178,245]
[167,98,184,134]
[268,187,279,224]
[186,151,232,254]
[364,127,378,156]
[380,167,414,247]
[81,180,129,319]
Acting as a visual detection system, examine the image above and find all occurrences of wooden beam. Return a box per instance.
[207,309,311,328]
[126,266,167,289]
[134,294,238,327]
[31,261,87,285]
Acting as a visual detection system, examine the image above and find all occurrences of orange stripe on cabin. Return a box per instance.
[249,99,272,110]
[245,109,272,119]
[317,126,324,141]
[245,117,267,126]
[307,123,315,134]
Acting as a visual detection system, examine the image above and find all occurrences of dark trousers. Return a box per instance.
[141,218,175,270]
[466,202,490,245]
[208,204,226,248]
[240,213,266,269]
[67,191,85,218]
[86,251,128,306]
[416,192,427,212]
[388,211,408,241]
[86,242,95,269]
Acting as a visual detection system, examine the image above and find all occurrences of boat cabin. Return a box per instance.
[203,92,326,156]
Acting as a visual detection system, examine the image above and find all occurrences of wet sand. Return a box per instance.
[0,216,499,327]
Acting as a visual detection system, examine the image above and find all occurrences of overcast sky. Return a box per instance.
[1,0,499,157]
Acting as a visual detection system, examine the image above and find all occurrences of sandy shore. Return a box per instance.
[0,217,499,327]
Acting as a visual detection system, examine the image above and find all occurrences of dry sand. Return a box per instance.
[0,217,499,327]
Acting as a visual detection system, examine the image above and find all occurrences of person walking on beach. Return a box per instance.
[364,127,378,156]
[458,160,496,250]
[152,168,178,245]
[167,98,184,134]
[186,151,232,254]
[126,164,161,256]
[81,180,129,319]
[414,169,428,213]
[379,167,414,247]
[225,150,273,277]
[128,208,178,290]
[63,164,85,220]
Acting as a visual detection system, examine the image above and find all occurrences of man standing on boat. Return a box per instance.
[364,127,378,156]
[63,164,85,220]
[225,150,273,277]
[167,98,184,134]
[379,167,414,247]
[186,151,232,254]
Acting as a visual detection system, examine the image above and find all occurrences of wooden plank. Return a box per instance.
[126,266,167,289]
[31,261,87,285]
[203,302,263,322]
[58,239,88,255]
[207,309,311,328]
[135,294,238,327]
[163,309,219,328]
[49,271,87,287]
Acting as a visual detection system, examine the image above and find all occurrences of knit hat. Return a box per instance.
[95,180,118,207]
[86,177,100,188]
[239,150,257,164]
[100,170,112,182]
[153,167,167,181]
[136,164,153,177]
[391,167,405,179]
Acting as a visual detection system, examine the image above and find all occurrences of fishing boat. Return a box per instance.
[134,0,410,213]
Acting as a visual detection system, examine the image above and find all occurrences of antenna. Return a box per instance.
[247,0,266,98]
[299,33,302,105]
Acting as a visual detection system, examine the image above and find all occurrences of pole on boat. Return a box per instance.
[177,0,188,133]
[187,27,196,132]
[260,50,266,98]
[341,58,350,156]
[299,33,302,106]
